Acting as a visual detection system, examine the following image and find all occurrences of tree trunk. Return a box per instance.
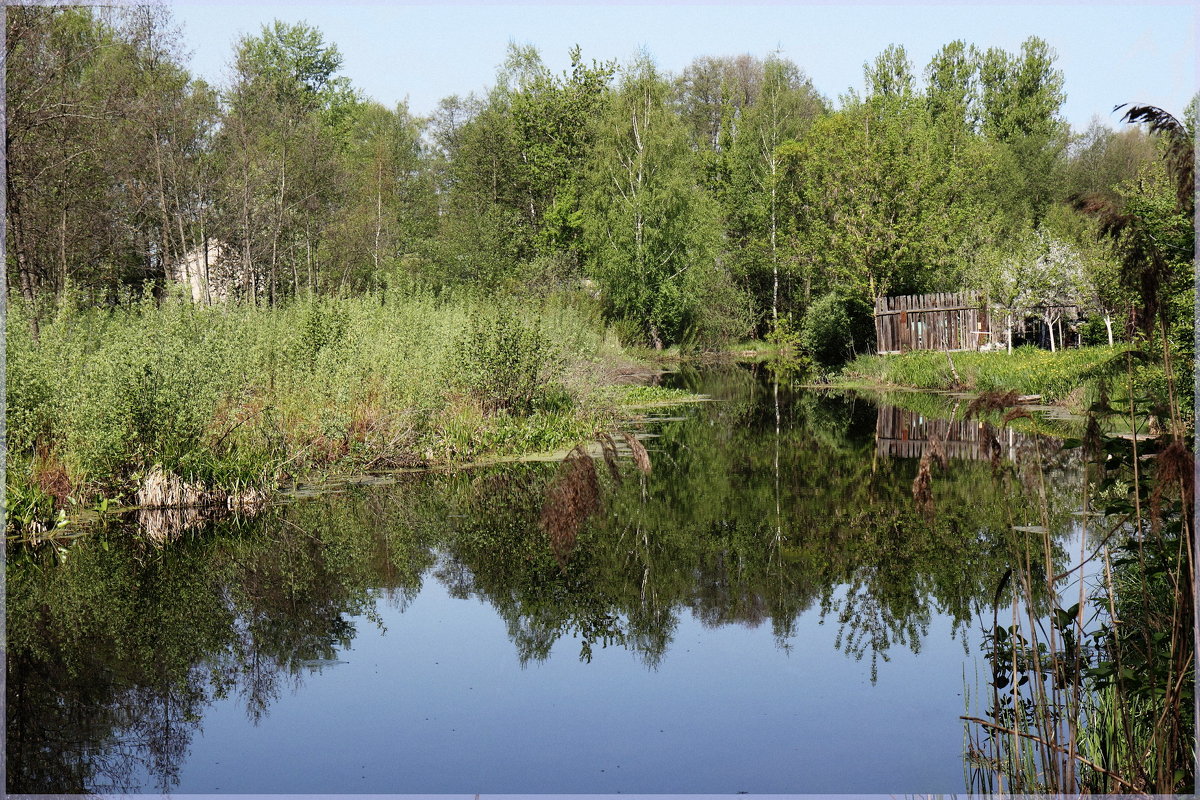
[59,207,68,295]
[154,129,174,285]
[769,155,778,328]
[8,192,42,339]
[1103,313,1113,346]
[374,158,383,277]
[269,154,286,306]
[15,249,40,340]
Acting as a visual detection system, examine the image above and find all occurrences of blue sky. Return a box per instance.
[170,2,1197,132]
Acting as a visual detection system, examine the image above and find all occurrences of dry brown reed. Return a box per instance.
[912,453,934,513]
[137,507,207,545]
[966,389,1022,420]
[620,431,652,475]
[596,432,622,483]
[136,465,268,512]
[1150,438,1194,530]
[32,452,72,504]
[540,444,601,569]
[137,466,227,509]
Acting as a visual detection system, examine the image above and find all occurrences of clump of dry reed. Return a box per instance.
[136,465,269,512]
[540,444,601,569]
[620,431,652,475]
[596,432,622,482]
[539,430,653,568]
[912,437,945,513]
[966,389,1022,420]
[137,466,226,509]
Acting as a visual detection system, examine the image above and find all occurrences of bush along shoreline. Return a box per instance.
[5,289,696,535]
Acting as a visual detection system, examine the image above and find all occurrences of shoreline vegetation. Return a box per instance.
[6,289,703,535]
[10,308,1153,538]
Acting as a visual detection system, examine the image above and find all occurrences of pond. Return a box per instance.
[6,365,1087,794]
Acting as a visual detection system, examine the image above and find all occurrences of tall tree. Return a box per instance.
[977,36,1068,224]
[582,55,728,347]
[5,4,215,323]
[321,101,434,292]
[212,20,357,302]
[722,54,824,328]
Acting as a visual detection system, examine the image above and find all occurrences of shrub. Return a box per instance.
[801,292,875,368]
[1080,316,1110,346]
[451,307,564,415]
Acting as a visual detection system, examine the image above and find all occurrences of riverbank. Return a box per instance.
[6,291,699,534]
[834,345,1136,410]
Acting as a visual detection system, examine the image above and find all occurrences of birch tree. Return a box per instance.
[582,55,725,347]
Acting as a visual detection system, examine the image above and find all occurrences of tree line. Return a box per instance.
[6,5,1193,352]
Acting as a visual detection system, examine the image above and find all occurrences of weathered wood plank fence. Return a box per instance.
[876,405,990,460]
[874,292,988,354]
[875,405,1033,463]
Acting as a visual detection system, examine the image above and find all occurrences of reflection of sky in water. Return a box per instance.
[156,578,979,793]
[15,372,1090,794]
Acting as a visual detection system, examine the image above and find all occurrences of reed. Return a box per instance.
[963,343,1194,794]
[5,287,629,531]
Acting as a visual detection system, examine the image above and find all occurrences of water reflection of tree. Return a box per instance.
[6,488,437,793]
[7,367,1085,791]
[428,367,1081,677]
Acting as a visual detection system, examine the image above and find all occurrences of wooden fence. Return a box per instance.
[875,405,1032,463]
[874,292,989,354]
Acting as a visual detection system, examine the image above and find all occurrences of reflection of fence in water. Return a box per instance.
[875,404,1027,462]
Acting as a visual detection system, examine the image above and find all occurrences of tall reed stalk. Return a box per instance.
[963,340,1194,794]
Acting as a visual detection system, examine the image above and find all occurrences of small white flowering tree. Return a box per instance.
[973,230,1086,352]
[1022,232,1086,351]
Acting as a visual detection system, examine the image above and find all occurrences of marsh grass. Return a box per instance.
[6,288,628,530]
[843,345,1135,405]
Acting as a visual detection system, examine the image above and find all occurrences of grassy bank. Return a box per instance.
[838,345,1134,407]
[6,288,673,531]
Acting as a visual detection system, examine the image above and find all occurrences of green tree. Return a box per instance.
[582,55,733,347]
[5,5,216,322]
[924,40,977,136]
[320,102,434,292]
[721,54,824,329]
[212,20,358,302]
[977,36,1068,224]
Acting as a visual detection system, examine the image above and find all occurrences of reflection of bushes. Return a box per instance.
[8,370,1090,791]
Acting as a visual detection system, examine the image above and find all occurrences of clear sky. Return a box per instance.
[169,1,1198,132]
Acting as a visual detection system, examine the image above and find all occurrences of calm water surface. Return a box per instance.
[6,366,1084,793]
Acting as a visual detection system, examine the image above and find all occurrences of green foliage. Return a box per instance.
[4,290,626,521]
[582,55,733,347]
[7,373,1081,789]
[612,384,699,406]
[300,298,348,362]
[800,292,875,368]
[843,344,1132,404]
[4,464,64,532]
[1078,316,1110,346]
[452,308,563,415]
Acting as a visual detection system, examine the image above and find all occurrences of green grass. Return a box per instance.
[6,287,632,528]
[840,345,1132,405]
[608,384,701,406]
